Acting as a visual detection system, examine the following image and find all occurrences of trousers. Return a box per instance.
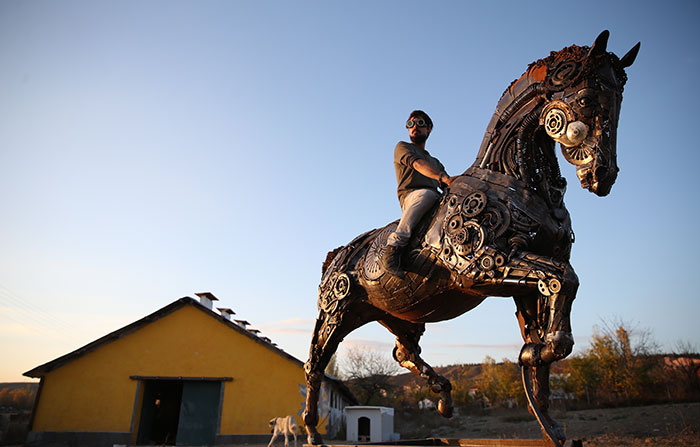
[387,188,440,247]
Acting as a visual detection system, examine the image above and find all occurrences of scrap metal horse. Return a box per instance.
[303,31,639,447]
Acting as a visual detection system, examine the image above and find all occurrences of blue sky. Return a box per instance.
[1,1,699,382]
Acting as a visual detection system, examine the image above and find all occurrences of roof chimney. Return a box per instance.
[195,292,219,310]
[217,307,235,321]
[234,319,250,329]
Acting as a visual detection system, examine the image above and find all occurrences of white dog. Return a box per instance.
[268,415,298,447]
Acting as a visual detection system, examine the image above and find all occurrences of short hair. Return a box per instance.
[409,110,433,129]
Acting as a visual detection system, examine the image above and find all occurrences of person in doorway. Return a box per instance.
[381,110,457,278]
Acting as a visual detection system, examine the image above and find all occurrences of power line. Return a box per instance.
[0,284,83,344]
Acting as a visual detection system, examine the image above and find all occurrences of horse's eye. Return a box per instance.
[578,97,592,108]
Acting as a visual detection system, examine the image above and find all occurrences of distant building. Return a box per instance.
[417,398,434,410]
[24,295,355,446]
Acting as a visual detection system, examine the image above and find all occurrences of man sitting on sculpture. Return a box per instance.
[380,110,457,278]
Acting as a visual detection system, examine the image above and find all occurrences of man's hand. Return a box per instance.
[441,174,457,187]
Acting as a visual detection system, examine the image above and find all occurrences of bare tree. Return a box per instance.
[670,340,700,396]
[342,347,400,405]
[325,352,342,379]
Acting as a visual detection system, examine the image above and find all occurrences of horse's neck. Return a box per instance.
[469,78,567,209]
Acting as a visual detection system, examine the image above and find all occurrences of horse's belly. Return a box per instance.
[366,287,488,323]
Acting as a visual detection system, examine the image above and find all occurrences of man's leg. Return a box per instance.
[382,189,439,276]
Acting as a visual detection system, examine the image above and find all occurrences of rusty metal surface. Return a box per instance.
[302,31,638,447]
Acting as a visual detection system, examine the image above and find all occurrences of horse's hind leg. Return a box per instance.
[303,307,368,445]
[379,316,453,418]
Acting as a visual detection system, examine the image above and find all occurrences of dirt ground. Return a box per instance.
[394,402,700,446]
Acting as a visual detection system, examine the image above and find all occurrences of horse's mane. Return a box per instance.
[322,246,344,275]
[503,44,628,100]
[531,44,590,71]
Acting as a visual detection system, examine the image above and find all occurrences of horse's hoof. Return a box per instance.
[542,414,566,446]
[437,399,453,418]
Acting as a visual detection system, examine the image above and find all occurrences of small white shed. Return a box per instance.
[345,406,399,443]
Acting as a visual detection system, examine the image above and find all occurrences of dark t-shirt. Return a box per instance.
[394,141,445,207]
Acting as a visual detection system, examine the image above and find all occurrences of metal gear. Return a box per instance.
[482,201,511,237]
[480,255,495,271]
[463,192,487,217]
[494,253,506,267]
[451,228,468,245]
[333,273,351,299]
[454,221,486,257]
[446,214,464,235]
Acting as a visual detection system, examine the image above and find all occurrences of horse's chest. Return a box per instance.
[431,174,574,272]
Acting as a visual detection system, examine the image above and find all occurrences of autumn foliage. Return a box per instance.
[0,384,36,411]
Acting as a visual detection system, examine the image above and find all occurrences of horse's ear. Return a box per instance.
[588,30,610,58]
[620,42,641,68]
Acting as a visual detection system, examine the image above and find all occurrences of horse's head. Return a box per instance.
[539,31,639,196]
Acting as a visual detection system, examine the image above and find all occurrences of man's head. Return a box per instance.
[406,110,432,145]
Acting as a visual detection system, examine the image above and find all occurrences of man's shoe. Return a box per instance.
[380,245,405,278]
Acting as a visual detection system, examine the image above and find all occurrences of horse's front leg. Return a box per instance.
[508,255,578,446]
[517,261,578,367]
[379,317,453,418]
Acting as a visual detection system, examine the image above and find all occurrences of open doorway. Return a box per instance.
[358,416,371,442]
[136,379,222,446]
[137,380,183,445]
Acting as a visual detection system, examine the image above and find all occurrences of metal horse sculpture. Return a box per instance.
[303,31,639,446]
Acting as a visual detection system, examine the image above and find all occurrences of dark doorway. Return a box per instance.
[137,380,183,445]
[358,416,371,442]
[136,380,222,446]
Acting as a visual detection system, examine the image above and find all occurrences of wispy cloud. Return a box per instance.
[340,338,395,352]
[268,318,317,326]
[255,318,316,336]
[438,342,521,350]
[264,327,313,335]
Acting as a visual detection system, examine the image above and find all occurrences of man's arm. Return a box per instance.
[412,159,458,187]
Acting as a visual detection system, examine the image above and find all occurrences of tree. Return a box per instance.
[655,340,700,400]
[11,386,35,409]
[450,364,477,409]
[566,318,658,405]
[342,347,400,405]
[567,354,600,405]
[477,356,524,407]
[0,385,37,410]
[325,352,342,379]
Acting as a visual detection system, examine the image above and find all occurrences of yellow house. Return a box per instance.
[24,294,355,446]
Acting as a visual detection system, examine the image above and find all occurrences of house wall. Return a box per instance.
[31,303,311,437]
